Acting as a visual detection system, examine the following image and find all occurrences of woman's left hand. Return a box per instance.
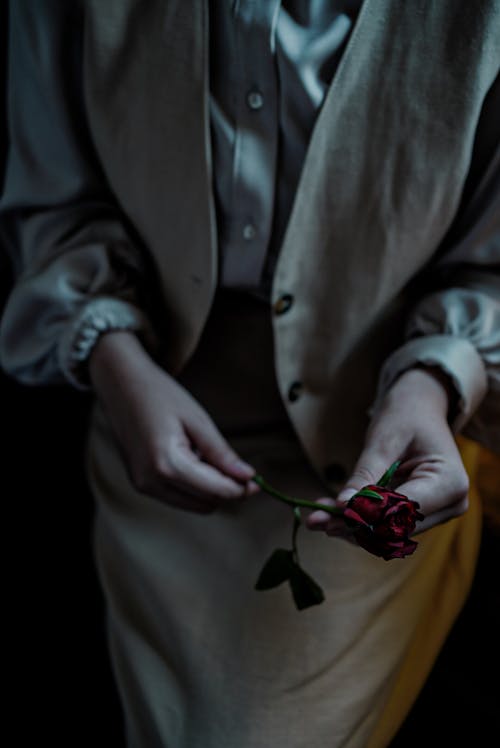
[306,367,470,537]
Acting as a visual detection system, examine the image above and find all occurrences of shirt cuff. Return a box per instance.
[371,334,489,432]
[58,297,152,390]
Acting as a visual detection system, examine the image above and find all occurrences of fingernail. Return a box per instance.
[245,481,260,495]
[308,510,332,524]
[234,460,255,475]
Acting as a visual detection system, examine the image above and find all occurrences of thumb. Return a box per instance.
[385,462,469,534]
[307,449,397,532]
[337,449,396,503]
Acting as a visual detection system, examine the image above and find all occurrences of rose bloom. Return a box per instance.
[344,487,424,560]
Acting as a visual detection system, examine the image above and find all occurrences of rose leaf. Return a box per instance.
[355,488,384,500]
[377,461,401,488]
[255,549,294,590]
[289,563,325,610]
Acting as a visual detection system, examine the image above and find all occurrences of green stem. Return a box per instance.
[253,475,345,517]
[292,508,301,562]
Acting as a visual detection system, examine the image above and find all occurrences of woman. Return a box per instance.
[1,2,499,746]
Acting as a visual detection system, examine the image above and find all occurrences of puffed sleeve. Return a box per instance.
[372,73,500,454]
[0,0,156,389]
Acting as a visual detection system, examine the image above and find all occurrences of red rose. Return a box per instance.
[343,486,424,560]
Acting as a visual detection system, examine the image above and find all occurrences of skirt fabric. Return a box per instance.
[86,290,481,748]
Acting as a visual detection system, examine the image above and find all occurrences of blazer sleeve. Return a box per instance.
[372,73,500,454]
[0,0,155,390]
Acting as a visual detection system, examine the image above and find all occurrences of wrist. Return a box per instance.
[387,365,454,420]
[413,364,459,417]
[89,330,150,390]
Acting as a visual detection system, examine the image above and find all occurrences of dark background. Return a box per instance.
[1,4,498,745]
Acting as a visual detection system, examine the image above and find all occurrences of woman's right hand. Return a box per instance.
[89,331,258,513]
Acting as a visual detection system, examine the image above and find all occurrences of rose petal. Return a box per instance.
[343,507,371,528]
[347,495,386,524]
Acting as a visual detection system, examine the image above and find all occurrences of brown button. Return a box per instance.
[324,463,348,484]
[287,381,303,402]
[273,293,294,315]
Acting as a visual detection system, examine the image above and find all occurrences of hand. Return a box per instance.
[306,367,470,536]
[89,331,258,513]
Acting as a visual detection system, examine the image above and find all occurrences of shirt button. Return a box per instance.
[242,223,256,241]
[247,89,264,110]
[287,381,303,402]
[273,293,294,315]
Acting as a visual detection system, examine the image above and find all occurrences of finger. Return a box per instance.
[306,497,351,536]
[394,465,469,534]
[336,449,398,503]
[307,432,405,531]
[171,445,251,500]
[133,462,221,512]
[170,471,260,502]
[186,417,256,481]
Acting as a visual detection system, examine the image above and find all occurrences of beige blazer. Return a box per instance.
[1,0,499,478]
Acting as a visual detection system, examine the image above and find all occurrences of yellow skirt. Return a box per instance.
[367,435,481,748]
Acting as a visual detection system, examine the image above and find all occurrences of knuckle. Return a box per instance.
[445,471,469,517]
[455,470,470,500]
[351,465,378,485]
[148,444,174,477]
[460,494,470,514]
[446,467,470,506]
[131,445,179,492]
[448,496,469,519]
[152,454,178,482]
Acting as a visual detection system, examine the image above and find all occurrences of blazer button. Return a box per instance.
[288,381,303,402]
[273,293,294,315]
[324,463,348,484]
